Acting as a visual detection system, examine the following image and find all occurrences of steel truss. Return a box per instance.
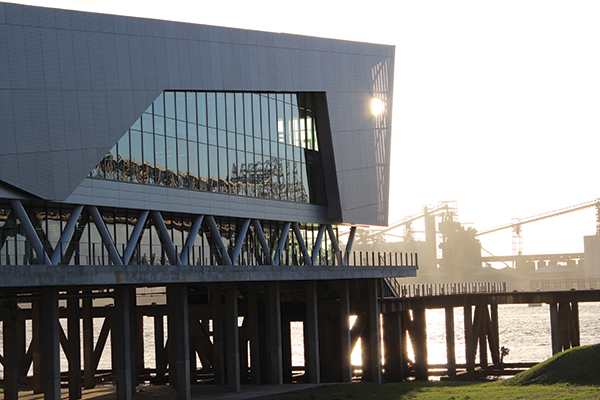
[1,200,356,267]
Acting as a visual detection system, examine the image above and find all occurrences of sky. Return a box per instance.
[5,0,600,257]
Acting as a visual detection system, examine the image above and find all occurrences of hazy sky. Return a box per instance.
[5,0,600,257]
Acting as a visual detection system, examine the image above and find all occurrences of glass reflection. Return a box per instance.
[91,91,324,205]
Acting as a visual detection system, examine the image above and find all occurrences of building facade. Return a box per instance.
[0,3,416,399]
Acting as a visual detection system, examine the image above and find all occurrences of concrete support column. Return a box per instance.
[82,295,95,389]
[338,280,352,382]
[489,304,500,365]
[305,280,320,383]
[113,285,134,400]
[67,291,82,399]
[31,300,44,393]
[247,284,261,384]
[210,283,225,385]
[153,309,167,381]
[382,312,403,382]
[2,300,19,400]
[365,279,382,383]
[464,304,475,373]
[549,303,560,355]
[281,317,292,383]
[167,284,191,400]
[41,287,61,400]
[399,311,410,381]
[570,302,580,347]
[266,282,283,384]
[476,305,488,369]
[135,306,145,381]
[412,308,428,381]
[128,289,139,389]
[445,307,456,378]
[224,282,241,392]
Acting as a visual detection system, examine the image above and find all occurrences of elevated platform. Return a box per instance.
[0,263,417,288]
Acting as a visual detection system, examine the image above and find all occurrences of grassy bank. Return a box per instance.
[265,344,600,399]
[266,381,600,399]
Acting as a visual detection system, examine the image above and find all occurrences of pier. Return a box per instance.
[2,276,599,399]
[380,285,600,381]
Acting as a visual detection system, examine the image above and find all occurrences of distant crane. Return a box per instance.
[475,199,600,255]
[377,201,457,238]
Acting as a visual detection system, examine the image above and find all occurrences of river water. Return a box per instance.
[1,302,599,378]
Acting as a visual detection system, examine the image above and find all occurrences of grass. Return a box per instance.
[262,344,600,399]
[264,381,600,399]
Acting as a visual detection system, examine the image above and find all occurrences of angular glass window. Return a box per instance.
[90,91,325,205]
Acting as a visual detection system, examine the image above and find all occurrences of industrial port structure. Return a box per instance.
[355,200,600,290]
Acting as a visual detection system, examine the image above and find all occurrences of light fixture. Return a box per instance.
[371,98,385,115]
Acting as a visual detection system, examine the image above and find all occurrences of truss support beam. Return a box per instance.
[206,215,232,266]
[150,211,182,266]
[231,219,251,266]
[327,225,340,253]
[122,210,149,265]
[252,219,272,265]
[88,206,124,266]
[291,222,312,266]
[311,225,326,266]
[51,205,84,265]
[179,215,204,265]
[273,222,291,266]
[9,200,52,265]
[343,226,357,266]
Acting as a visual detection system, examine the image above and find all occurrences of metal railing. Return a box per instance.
[0,239,419,268]
[530,278,600,291]
[386,280,507,298]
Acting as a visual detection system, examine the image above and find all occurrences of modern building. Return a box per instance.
[0,2,416,399]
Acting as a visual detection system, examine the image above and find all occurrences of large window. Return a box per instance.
[90,91,325,204]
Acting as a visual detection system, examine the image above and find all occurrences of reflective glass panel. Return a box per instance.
[91,91,324,205]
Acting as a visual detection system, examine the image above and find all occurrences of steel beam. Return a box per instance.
[179,215,204,265]
[122,210,149,265]
[343,226,357,266]
[231,219,250,266]
[251,219,272,265]
[150,211,182,265]
[292,222,312,266]
[311,225,326,265]
[88,206,123,266]
[50,205,83,265]
[9,200,52,265]
[206,215,232,266]
[273,222,290,266]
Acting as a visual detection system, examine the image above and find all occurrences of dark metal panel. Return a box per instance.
[128,34,145,89]
[115,34,133,90]
[177,39,192,89]
[41,27,61,90]
[100,32,119,90]
[88,31,106,90]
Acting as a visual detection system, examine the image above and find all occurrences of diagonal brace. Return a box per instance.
[311,225,326,266]
[88,206,123,266]
[150,211,182,265]
[179,215,204,265]
[206,215,232,266]
[9,200,52,265]
[50,205,84,265]
[273,222,290,266]
[251,219,272,265]
[291,222,312,266]
[231,219,251,266]
[122,210,149,265]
